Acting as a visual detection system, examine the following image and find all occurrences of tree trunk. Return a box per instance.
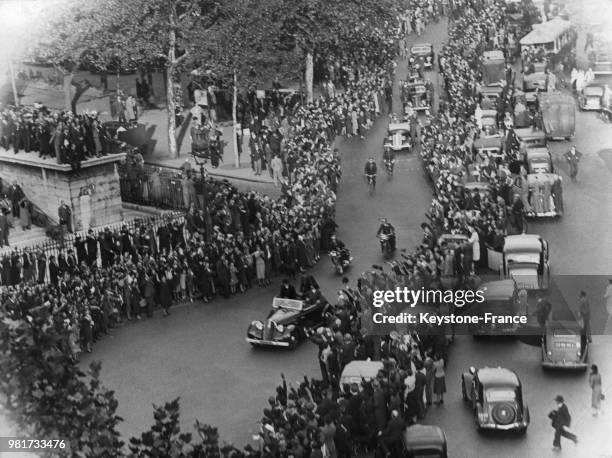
[305,51,314,104]
[63,73,74,112]
[167,25,178,159]
[8,60,19,107]
[233,70,240,168]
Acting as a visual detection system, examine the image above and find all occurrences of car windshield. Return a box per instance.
[390,129,409,135]
[584,86,604,97]
[485,388,516,402]
[413,452,444,458]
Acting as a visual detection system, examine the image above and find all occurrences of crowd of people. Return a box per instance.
[2,0,587,456]
[0,104,122,171]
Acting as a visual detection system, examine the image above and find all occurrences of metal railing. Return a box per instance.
[0,212,184,286]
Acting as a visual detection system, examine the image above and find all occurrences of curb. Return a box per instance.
[207,170,275,185]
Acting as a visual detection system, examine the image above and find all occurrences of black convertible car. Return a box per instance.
[246,297,326,349]
[461,366,530,433]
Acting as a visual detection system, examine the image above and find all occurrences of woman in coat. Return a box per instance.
[252,245,266,287]
[19,198,31,230]
[589,364,603,416]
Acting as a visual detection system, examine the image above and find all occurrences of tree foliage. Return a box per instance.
[0,313,124,457]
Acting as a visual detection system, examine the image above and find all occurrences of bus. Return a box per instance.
[520,18,576,67]
[589,40,612,76]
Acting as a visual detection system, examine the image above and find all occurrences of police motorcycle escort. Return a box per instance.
[328,235,352,275]
[376,218,396,257]
[383,146,396,177]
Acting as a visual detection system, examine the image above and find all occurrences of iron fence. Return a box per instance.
[0,211,184,286]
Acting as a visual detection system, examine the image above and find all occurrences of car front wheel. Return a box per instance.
[461,379,468,401]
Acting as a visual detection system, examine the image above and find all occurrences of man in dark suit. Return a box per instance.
[278,278,297,299]
[0,209,9,247]
[49,255,60,286]
[379,410,406,456]
[36,251,46,284]
[58,200,72,234]
[86,229,98,266]
[549,395,577,450]
[74,234,88,265]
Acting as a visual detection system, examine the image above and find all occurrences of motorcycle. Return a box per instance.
[384,159,395,177]
[329,249,352,274]
[378,233,395,256]
[365,174,376,195]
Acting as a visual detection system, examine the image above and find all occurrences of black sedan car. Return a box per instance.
[461,367,530,433]
[246,297,326,349]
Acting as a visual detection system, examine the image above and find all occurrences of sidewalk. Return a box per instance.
[138,109,274,185]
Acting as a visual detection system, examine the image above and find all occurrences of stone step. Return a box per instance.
[2,224,49,254]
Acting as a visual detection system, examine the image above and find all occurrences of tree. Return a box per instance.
[98,0,225,159]
[278,0,398,103]
[25,0,121,112]
[0,314,124,457]
[195,0,300,166]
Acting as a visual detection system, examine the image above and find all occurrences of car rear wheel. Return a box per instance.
[491,403,517,425]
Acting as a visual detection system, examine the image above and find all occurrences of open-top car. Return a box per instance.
[522,61,547,97]
[409,43,435,69]
[481,110,500,137]
[479,86,503,110]
[578,83,612,111]
[542,321,588,370]
[403,80,431,111]
[402,425,448,458]
[384,122,412,152]
[473,136,504,162]
[246,297,326,348]
[461,366,529,433]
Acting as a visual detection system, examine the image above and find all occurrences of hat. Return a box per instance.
[554,395,564,403]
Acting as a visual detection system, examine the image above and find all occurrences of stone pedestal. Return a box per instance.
[0,151,126,231]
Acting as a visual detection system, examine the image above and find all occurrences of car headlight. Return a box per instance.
[276,324,284,333]
[478,411,489,423]
[547,351,552,356]
[576,351,581,357]
[252,321,264,331]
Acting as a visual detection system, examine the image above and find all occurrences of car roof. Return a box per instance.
[483,50,505,61]
[402,425,446,448]
[477,367,520,386]
[503,234,542,253]
[474,136,502,149]
[388,122,411,131]
[412,43,432,49]
[480,279,516,300]
[526,173,558,184]
[515,127,546,139]
[526,147,550,158]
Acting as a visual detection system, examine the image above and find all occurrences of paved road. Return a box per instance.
[83,17,612,457]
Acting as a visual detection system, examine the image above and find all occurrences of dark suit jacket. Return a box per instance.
[58,204,71,224]
[383,416,406,440]
[550,404,571,429]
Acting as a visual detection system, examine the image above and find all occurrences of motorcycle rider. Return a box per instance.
[382,147,396,173]
[364,157,378,188]
[329,235,351,266]
[376,218,396,251]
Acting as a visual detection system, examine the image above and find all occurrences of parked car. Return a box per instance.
[515,127,547,149]
[469,279,521,337]
[578,83,612,111]
[402,424,448,458]
[524,147,553,173]
[409,43,435,69]
[500,234,550,291]
[383,122,412,152]
[246,297,326,348]
[522,61,547,95]
[461,366,530,433]
[542,321,589,370]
